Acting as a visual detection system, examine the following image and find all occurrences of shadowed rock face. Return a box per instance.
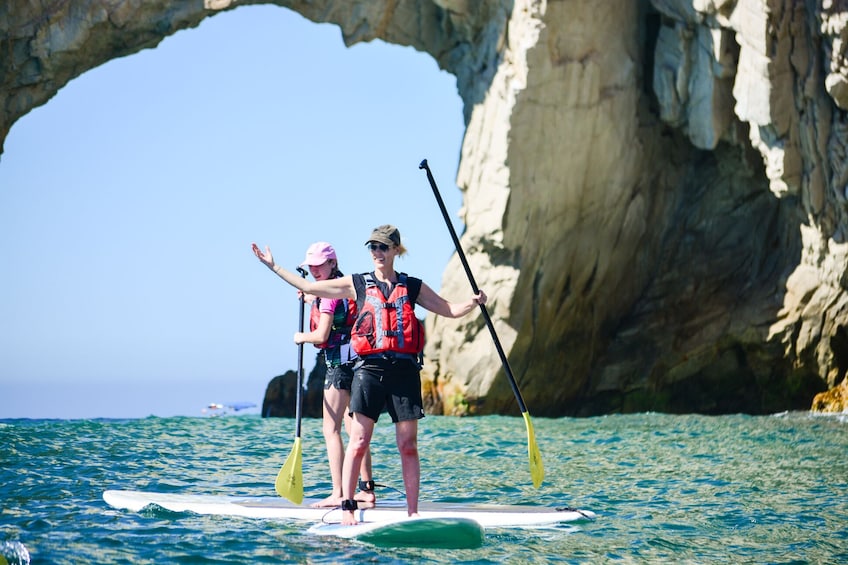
[5,0,848,416]
[261,357,326,418]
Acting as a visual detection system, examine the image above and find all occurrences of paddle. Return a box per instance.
[275,266,309,502]
[419,159,544,488]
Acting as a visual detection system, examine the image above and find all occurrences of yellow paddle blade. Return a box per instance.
[275,437,303,504]
[523,411,544,488]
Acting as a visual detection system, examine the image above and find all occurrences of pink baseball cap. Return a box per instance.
[300,242,337,267]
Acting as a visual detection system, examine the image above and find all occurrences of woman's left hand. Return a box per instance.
[251,243,274,268]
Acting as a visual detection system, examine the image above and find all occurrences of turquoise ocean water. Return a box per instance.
[2,412,847,563]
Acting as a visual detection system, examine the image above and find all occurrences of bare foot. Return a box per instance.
[354,490,376,505]
[310,494,342,508]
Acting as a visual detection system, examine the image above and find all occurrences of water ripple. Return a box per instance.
[2,412,847,563]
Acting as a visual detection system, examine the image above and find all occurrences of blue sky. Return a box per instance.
[0,5,465,419]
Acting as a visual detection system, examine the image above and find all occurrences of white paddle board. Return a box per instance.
[102,489,595,528]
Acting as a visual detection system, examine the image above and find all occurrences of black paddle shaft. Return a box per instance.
[418,159,529,415]
[294,267,308,437]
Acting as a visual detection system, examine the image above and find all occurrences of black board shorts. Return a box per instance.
[324,364,355,391]
[350,357,425,423]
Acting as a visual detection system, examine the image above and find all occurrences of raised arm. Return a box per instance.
[416,281,487,318]
[251,243,356,300]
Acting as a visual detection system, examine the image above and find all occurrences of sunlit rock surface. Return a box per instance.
[5,0,848,416]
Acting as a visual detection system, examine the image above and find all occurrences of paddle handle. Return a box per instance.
[418,159,529,415]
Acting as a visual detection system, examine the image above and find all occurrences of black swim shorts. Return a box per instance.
[324,364,355,391]
[350,357,425,423]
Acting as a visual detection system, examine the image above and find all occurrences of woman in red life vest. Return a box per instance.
[294,241,375,508]
[252,225,487,526]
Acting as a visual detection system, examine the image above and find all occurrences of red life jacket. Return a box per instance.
[310,296,357,349]
[351,273,425,356]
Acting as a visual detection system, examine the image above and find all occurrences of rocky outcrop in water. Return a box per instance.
[812,377,848,413]
[5,0,848,416]
[261,357,326,418]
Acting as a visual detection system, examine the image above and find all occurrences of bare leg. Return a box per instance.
[348,411,376,504]
[341,412,375,525]
[395,419,419,516]
[310,387,349,508]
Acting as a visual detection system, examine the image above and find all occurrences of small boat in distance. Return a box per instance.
[201,401,257,417]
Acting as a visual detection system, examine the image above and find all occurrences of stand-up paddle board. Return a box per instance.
[306,516,485,549]
[102,489,595,528]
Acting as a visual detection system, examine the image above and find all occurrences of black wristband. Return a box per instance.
[341,499,358,511]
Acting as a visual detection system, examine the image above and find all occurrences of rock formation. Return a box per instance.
[5,0,848,416]
[261,355,326,417]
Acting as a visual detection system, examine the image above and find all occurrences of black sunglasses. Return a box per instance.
[368,242,390,252]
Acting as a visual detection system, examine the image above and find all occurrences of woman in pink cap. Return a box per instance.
[252,225,486,525]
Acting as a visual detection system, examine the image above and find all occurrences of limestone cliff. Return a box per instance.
[4,0,848,416]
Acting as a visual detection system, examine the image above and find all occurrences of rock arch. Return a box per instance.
[5,0,848,415]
